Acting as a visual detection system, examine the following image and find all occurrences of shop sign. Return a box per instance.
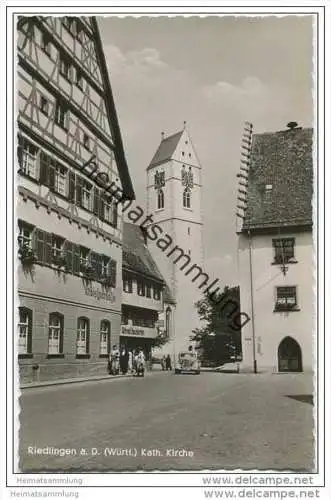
[84,286,116,303]
[121,326,145,337]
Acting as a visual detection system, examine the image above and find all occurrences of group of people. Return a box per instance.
[161,354,172,371]
[108,345,146,376]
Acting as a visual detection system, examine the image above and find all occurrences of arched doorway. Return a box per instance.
[278,337,303,372]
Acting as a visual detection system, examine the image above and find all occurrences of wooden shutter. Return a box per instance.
[73,244,81,274]
[86,319,90,354]
[27,308,33,354]
[59,314,64,354]
[35,230,46,262]
[95,254,102,281]
[39,152,49,186]
[93,187,100,216]
[64,240,73,273]
[89,251,98,278]
[44,232,52,262]
[108,259,117,288]
[48,161,55,191]
[99,192,105,221]
[68,171,76,202]
[76,176,82,207]
[112,202,118,228]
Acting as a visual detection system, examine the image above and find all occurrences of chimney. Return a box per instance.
[161,131,165,140]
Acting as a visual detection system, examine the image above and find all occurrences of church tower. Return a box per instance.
[146,124,204,354]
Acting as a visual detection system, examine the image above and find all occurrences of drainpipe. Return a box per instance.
[248,229,257,373]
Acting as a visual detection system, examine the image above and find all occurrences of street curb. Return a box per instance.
[20,374,133,389]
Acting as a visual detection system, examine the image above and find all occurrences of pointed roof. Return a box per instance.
[147,130,184,170]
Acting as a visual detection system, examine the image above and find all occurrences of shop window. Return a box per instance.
[48,312,64,355]
[76,317,89,355]
[18,307,32,355]
[100,320,110,355]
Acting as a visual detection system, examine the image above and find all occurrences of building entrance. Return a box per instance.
[278,336,303,372]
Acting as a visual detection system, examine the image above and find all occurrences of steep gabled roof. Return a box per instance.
[91,17,135,200]
[242,126,313,231]
[147,131,183,169]
[122,222,164,282]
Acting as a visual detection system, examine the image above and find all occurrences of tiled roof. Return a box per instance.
[147,131,183,169]
[242,126,313,231]
[122,222,165,282]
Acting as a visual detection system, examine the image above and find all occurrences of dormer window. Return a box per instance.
[157,189,164,209]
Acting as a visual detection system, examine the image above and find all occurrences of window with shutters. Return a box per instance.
[80,179,92,210]
[18,137,39,180]
[123,272,133,293]
[54,164,68,196]
[100,320,110,355]
[51,235,65,265]
[76,317,89,356]
[100,255,110,279]
[18,221,34,251]
[275,286,298,312]
[55,101,69,130]
[34,229,52,264]
[48,312,63,355]
[18,307,32,355]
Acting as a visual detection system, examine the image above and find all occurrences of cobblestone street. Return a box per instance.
[19,371,314,472]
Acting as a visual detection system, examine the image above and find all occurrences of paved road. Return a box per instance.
[19,371,314,472]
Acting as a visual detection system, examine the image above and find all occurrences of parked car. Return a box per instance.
[175,351,201,375]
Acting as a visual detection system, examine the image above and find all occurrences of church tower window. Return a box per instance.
[183,188,191,208]
[157,188,164,209]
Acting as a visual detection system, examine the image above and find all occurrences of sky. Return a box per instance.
[98,15,313,289]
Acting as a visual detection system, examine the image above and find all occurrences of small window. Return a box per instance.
[123,273,133,293]
[59,53,72,81]
[146,282,152,298]
[157,189,164,209]
[39,96,49,116]
[188,227,190,235]
[41,32,52,56]
[54,164,68,196]
[182,152,185,156]
[18,221,34,252]
[48,312,63,355]
[137,279,145,297]
[79,246,90,271]
[272,238,295,264]
[51,235,65,263]
[189,153,192,158]
[275,286,297,312]
[188,249,191,256]
[100,320,110,355]
[153,285,161,301]
[76,317,89,355]
[18,307,32,355]
[76,69,83,90]
[83,133,90,151]
[18,137,39,180]
[55,101,69,130]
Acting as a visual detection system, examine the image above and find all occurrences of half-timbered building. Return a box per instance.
[17,16,135,383]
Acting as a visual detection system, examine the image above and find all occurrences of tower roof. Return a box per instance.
[147,130,184,170]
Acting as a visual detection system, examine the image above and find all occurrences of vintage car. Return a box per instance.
[175,351,201,375]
